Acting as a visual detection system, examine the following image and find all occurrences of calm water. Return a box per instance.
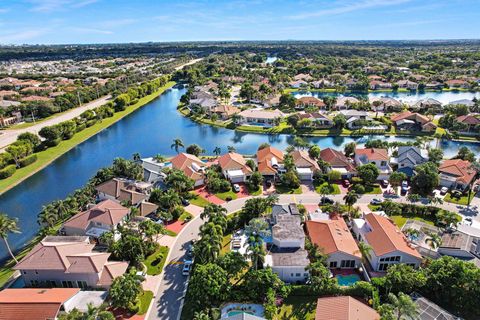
[0,87,479,260]
[292,90,480,105]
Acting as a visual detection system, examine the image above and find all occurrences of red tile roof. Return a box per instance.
[390,111,429,124]
[218,152,252,174]
[257,146,284,175]
[63,199,129,231]
[171,152,206,182]
[315,296,380,320]
[457,115,480,126]
[439,159,476,185]
[355,148,389,161]
[320,148,356,172]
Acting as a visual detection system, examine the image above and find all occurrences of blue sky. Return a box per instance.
[0,0,479,44]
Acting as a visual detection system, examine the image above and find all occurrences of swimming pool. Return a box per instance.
[336,274,361,286]
[228,311,254,317]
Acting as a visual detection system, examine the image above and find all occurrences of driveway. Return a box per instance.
[193,186,224,205]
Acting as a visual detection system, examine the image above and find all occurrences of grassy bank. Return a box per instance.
[0,81,175,195]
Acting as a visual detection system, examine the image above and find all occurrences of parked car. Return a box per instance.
[265,179,272,188]
[320,197,334,205]
[182,260,192,276]
[401,181,408,195]
[381,180,389,187]
[181,198,190,206]
[233,184,241,192]
[342,179,350,187]
[370,198,383,205]
[465,217,473,225]
[186,244,194,257]
[440,187,449,195]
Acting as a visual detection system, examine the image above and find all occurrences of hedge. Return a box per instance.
[19,154,38,168]
[86,119,98,127]
[0,165,16,179]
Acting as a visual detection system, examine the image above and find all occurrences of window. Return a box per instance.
[304,273,309,277]
[378,263,389,271]
[62,281,74,288]
[381,161,387,166]
[30,280,39,287]
[77,281,88,289]
[46,280,56,287]
[329,261,337,268]
[295,273,301,277]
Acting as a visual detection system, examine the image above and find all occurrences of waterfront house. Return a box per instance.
[295,96,325,110]
[334,97,359,110]
[445,79,470,89]
[140,157,168,183]
[0,288,80,320]
[297,112,334,129]
[257,146,284,180]
[319,148,356,179]
[171,152,206,187]
[411,98,442,113]
[369,97,403,112]
[438,159,476,190]
[425,82,444,90]
[369,80,392,90]
[396,80,418,90]
[14,236,128,289]
[354,148,392,180]
[391,146,428,177]
[340,110,373,129]
[390,111,435,132]
[315,296,380,320]
[62,199,130,240]
[456,115,480,133]
[95,178,151,205]
[209,104,240,120]
[294,73,313,82]
[218,152,253,183]
[352,213,422,272]
[291,150,320,180]
[306,217,362,269]
[265,214,309,283]
[236,109,284,127]
[312,79,332,89]
[289,80,308,89]
[449,99,475,107]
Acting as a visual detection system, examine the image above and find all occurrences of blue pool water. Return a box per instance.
[336,274,361,286]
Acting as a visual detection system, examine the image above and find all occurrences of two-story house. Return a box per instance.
[354,148,392,180]
[320,148,356,179]
[438,159,476,191]
[171,152,207,187]
[218,152,253,183]
[291,150,320,181]
[391,146,428,177]
[256,146,285,181]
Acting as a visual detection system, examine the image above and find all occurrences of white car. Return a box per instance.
[182,261,192,276]
[233,184,241,192]
[440,187,448,195]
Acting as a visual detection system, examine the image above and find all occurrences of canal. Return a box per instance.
[1,87,480,260]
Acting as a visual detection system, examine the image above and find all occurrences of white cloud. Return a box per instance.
[71,27,113,35]
[0,28,49,44]
[98,18,137,28]
[288,0,412,20]
[29,0,97,13]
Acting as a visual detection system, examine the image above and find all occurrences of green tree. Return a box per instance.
[327,170,341,182]
[411,162,439,196]
[357,163,379,185]
[187,263,230,310]
[109,269,142,310]
[382,264,426,296]
[248,171,263,191]
[384,292,419,320]
[344,142,356,158]
[333,113,346,129]
[389,171,407,189]
[455,146,476,162]
[186,144,205,157]
[308,145,321,159]
[356,241,372,265]
[171,138,185,154]
[428,148,444,164]
[213,146,221,157]
[200,204,228,232]
[17,132,41,149]
[216,251,248,277]
[0,213,20,263]
[343,190,359,218]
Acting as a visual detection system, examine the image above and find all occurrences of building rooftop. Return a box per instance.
[314,296,380,320]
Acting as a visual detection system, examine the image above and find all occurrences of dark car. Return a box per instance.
[266,179,272,188]
[181,198,190,206]
[320,197,334,205]
[342,179,350,187]
[370,198,383,205]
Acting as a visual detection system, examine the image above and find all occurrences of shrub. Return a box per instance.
[76,123,86,132]
[0,164,16,179]
[0,153,13,170]
[45,138,61,147]
[19,154,38,168]
[352,184,365,194]
[86,119,97,127]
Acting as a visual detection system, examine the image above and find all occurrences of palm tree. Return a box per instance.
[387,292,419,320]
[318,184,331,199]
[425,232,442,249]
[132,152,141,162]
[200,204,228,232]
[343,190,359,219]
[153,154,167,163]
[37,205,58,229]
[193,311,211,320]
[213,147,221,157]
[171,138,185,154]
[227,145,236,153]
[0,213,21,263]
[356,241,372,265]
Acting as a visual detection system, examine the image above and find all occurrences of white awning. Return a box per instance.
[296,167,312,174]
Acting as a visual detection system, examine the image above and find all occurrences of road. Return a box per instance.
[0,95,111,151]
[147,189,480,320]
[174,58,203,71]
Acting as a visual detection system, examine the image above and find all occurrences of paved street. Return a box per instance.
[0,95,111,151]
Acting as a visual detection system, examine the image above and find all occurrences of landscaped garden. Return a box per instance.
[145,246,169,275]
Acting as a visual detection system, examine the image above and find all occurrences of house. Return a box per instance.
[14,236,128,289]
[294,73,313,82]
[390,111,435,132]
[236,109,285,127]
[62,200,130,240]
[438,229,480,265]
[95,178,151,205]
[140,157,168,183]
[291,150,320,180]
[270,203,301,224]
[411,98,442,113]
[265,215,309,283]
[209,104,240,120]
[340,110,373,129]
[449,99,475,107]
[297,112,333,129]
[171,152,206,187]
[369,80,392,90]
[257,146,284,180]
[189,97,218,112]
[410,294,460,320]
[315,296,380,320]
[445,79,470,89]
[392,146,428,177]
[295,96,325,110]
[396,80,418,90]
[352,213,422,272]
[439,159,476,190]
[218,152,253,183]
[0,288,80,320]
[334,97,359,110]
[425,82,444,90]
[456,115,480,133]
[369,97,403,112]
[312,79,332,89]
[354,148,392,180]
[306,217,362,269]
[289,80,308,88]
[319,148,356,179]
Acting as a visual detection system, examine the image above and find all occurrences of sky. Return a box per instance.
[0,0,479,44]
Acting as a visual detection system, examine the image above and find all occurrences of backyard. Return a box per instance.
[275,295,317,320]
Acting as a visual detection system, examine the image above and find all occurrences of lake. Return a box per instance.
[0,87,479,260]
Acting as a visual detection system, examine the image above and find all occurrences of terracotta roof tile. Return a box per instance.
[355,148,389,161]
[439,159,476,185]
[63,199,129,231]
[320,148,356,172]
[315,296,380,320]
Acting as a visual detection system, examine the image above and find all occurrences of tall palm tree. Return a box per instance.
[132,152,141,162]
[213,147,221,157]
[356,241,372,265]
[0,213,21,263]
[343,190,359,219]
[37,205,58,229]
[387,292,419,320]
[153,154,167,163]
[171,138,185,154]
[200,204,227,232]
[425,232,442,249]
[227,146,236,153]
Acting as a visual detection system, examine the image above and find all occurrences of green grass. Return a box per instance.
[390,215,435,228]
[275,184,302,194]
[137,290,154,315]
[368,204,382,211]
[188,192,210,207]
[444,192,472,205]
[215,189,238,201]
[276,295,317,320]
[247,184,263,196]
[314,182,340,195]
[144,246,169,276]
[0,81,176,195]
[164,229,178,237]
[179,211,193,222]
[364,184,382,194]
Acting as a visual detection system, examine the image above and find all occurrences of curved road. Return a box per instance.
[147,191,480,320]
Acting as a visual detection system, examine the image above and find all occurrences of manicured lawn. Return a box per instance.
[188,192,210,207]
[364,184,382,194]
[390,215,435,228]
[137,290,154,315]
[275,184,302,194]
[144,246,169,275]
[368,204,382,211]
[444,192,472,205]
[164,229,177,237]
[220,233,232,255]
[215,189,238,201]
[314,182,340,195]
[276,295,317,320]
[0,81,176,195]
[247,185,263,196]
[179,211,193,222]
